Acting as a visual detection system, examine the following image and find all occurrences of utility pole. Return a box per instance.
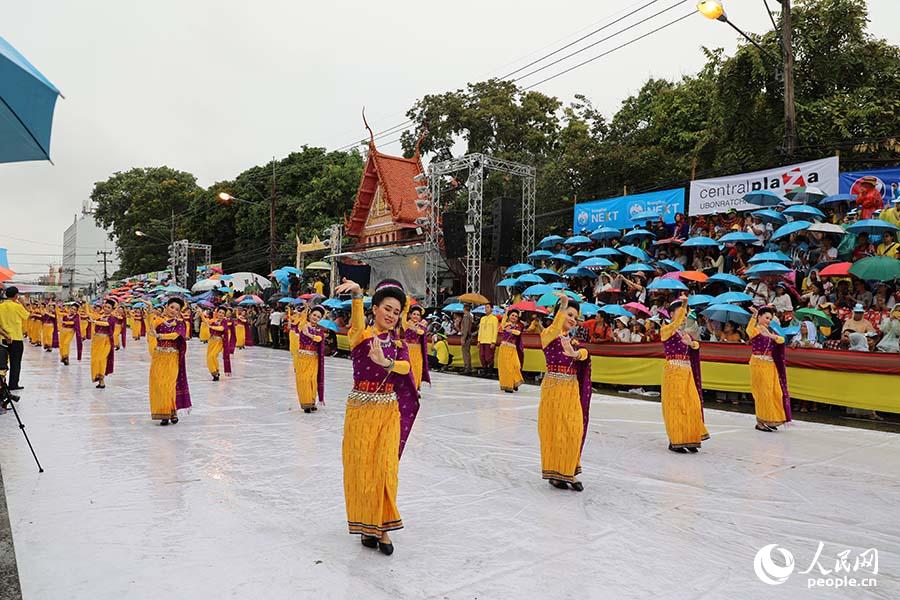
[97,250,112,289]
[780,0,797,157]
[269,157,277,273]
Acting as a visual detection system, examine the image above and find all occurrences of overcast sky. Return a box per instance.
[2,0,897,277]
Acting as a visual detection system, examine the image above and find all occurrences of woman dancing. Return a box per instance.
[90,299,118,389]
[497,308,525,393]
[203,307,232,381]
[294,305,327,413]
[402,303,430,391]
[148,297,192,426]
[747,306,792,432]
[57,303,83,366]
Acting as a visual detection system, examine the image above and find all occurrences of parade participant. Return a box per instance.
[113,305,126,351]
[538,293,592,492]
[333,278,418,556]
[497,309,525,393]
[293,305,326,413]
[148,298,192,426]
[401,303,430,391]
[181,307,193,340]
[660,296,708,453]
[287,304,302,356]
[0,287,29,392]
[90,300,118,389]
[224,308,237,357]
[746,306,792,432]
[79,303,91,340]
[57,303,83,366]
[145,309,157,356]
[477,303,499,375]
[241,308,255,348]
[199,307,211,343]
[234,308,248,349]
[41,302,58,352]
[202,307,231,381]
[27,304,42,346]
[130,307,146,341]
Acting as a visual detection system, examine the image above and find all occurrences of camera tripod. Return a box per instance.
[1,375,43,473]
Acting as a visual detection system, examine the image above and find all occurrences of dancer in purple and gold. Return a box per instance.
[660,296,709,453]
[89,299,118,389]
[538,292,592,492]
[747,306,792,432]
[57,303,83,366]
[333,278,418,556]
[401,303,429,391]
[148,297,192,426]
[294,305,326,413]
[497,309,525,393]
[202,307,231,381]
[41,303,58,353]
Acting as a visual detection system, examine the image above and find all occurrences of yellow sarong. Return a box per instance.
[149,348,178,421]
[497,344,523,392]
[59,327,75,362]
[661,361,709,448]
[91,334,112,382]
[295,351,318,409]
[750,356,787,427]
[207,336,223,374]
[408,344,424,390]
[538,376,583,483]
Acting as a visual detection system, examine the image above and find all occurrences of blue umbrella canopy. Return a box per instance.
[516,273,545,284]
[527,249,554,260]
[550,253,577,264]
[442,303,465,313]
[785,186,827,204]
[751,209,787,225]
[539,235,565,248]
[0,36,62,163]
[219,274,234,280]
[473,305,504,315]
[701,303,751,324]
[718,231,759,244]
[238,298,259,306]
[687,294,715,308]
[745,262,791,276]
[533,268,563,280]
[591,247,622,258]
[317,319,340,332]
[580,302,601,317]
[742,190,782,206]
[647,278,688,291]
[563,267,597,279]
[579,257,615,269]
[629,210,662,223]
[846,219,900,236]
[217,286,233,293]
[706,273,746,288]
[537,291,582,307]
[550,282,569,290]
[599,304,633,318]
[771,220,812,240]
[564,235,592,245]
[279,266,302,275]
[713,291,753,304]
[680,236,720,248]
[617,245,651,261]
[497,277,521,288]
[505,263,535,275]
[339,297,372,310]
[622,228,655,241]
[277,297,293,303]
[590,226,621,241]
[162,284,192,294]
[820,193,856,205]
[322,298,344,309]
[619,262,655,274]
[656,259,684,272]
[771,323,800,338]
[748,251,792,264]
[783,204,826,221]
[522,284,554,297]
[572,250,593,259]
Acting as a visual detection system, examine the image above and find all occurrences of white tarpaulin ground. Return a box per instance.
[0,342,897,599]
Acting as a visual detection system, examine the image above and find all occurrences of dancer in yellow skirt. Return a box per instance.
[333,278,418,556]
[202,307,231,380]
[148,298,192,426]
[234,308,248,349]
[57,303,83,366]
[747,306,792,432]
[660,296,709,453]
[497,309,524,393]
[89,300,119,389]
[41,303,57,352]
[198,307,211,342]
[401,303,429,391]
[538,293,592,492]
[293,305,327,413]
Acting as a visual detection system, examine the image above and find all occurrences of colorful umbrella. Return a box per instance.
[677,270,709,283]
[522,284,554,297]
[794,308,833,328]
[742,190,782,206]
[713,291,753,304]
[505,263,535,275]
[751,209,787,226]
[317,319,340,332]
[516,273,545,284]
[564,235,592,245]
[579,257,615,270]
[818,262,852,277]
[563,267,597,279]
[442,303,465,313]
[538,235,565,248]
[706,273,746,288]
[656,259,684,272]
[783,205,826,221]
[846,219,900,236]
[527,249,553,260]
[848,256,900,282]
[322,298,344,309]
[590,226,621,241]
[537,291,581,307]
[622,228,655,242]
[279,266,302,275]
[624,302,651,316]
[820,193,856,205]
[550,282,569,290]
[458,292,489,305]
[807,222,846,235]
[591,247,622,258]
[701,303,751,324]
[550,253,577,264]
[580,302,600,317]
[630,210,663,222]
[745,262,791,277]
[748,251,792,264]
[306,261,331,271]
[617,245,651,261]
[509,300,548,314]
[771,220,812,241]
[647,278,688,291]
[599,304,633,318]
[687,294,715,308]
[533,268,563,280]
[572,250,593,259]
[718,231,759,244]
[497,277,521,287]
[785,186,827,204]
[619,262,655,274]
[680,236,720,248]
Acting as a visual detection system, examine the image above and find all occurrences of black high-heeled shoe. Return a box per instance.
[570,481,584,492]
[668,444,688,453]
[378,541,394,556]
[360,535,378,549]
[687,447,699,453]
[171,417,179,425]
[549,479,569,490]
[755,424,773,432]
[160,419,169,426]
[303,408,311,414]
[212,373,220,382]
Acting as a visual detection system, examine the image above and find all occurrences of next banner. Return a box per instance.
[573,188,685,232]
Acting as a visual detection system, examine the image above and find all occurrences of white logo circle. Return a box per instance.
[754,544,795,585]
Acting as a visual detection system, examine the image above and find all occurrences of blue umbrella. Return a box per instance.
[718,231,759,244]
[742,190,782,206]
[0,36,62,163]
[591,247,622,258]
[339,298,372,310]
[238,298,259,306]
[271,269,289,282]
[630,210,662,223]
[681,236,720,248]
[579,257,615,269]
[322,298,344,309]
[527,249,553,260]
[219,274,234,280]
[474,305,504,316]
[563,267,597,279]
[687,294,715,308]
[217,286,233,293]
[647,278,688,291]
[522,284,554,297]
[590,226,621,241]
[620,262,655,274]
[550,282,569,290]
[538,235,565,248]
[713,291,753,304]
[497,277,521,288]
[580,302,601,317]
[533,268,563,280]
[745,262,791,276]
[290,297,306,305]
[537,291,582,307]
[599,304,633,318]
[820,193,856,205]
[785,186,827,204]
[846,219,900,236]
[443,303,465,313]
[748,251,792,264]
[162,284,192,294]
[550,253,577,264]
[622,228,655,242]
[783,205,826,222]
[771,220,812,240]
[656,259,684,272]
[706,273,746,288]
[752,209,787,225]
[279,266,301,275]
[505,263,535,275]
[617,245,651,261]
[572,250,593,259]
[771,323,800,338]
[516,273,545,284]
[278,297,293,303]
[318,319,340,332]
[701,303,751,324]
[564,235,592,245]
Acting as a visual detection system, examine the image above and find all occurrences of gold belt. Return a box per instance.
[297,349,317,357]
[210,335,222,340]
[751,354,774,362]
[544,371,576,382]
[666,359,691,368]
[347,389,397,407]
[155,346,179,354]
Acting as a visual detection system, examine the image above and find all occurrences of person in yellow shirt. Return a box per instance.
[876,231,899,259]
[0,287,30,391]
[477,303,499,375]
[313,278,325,296]
[880,199,900,228]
